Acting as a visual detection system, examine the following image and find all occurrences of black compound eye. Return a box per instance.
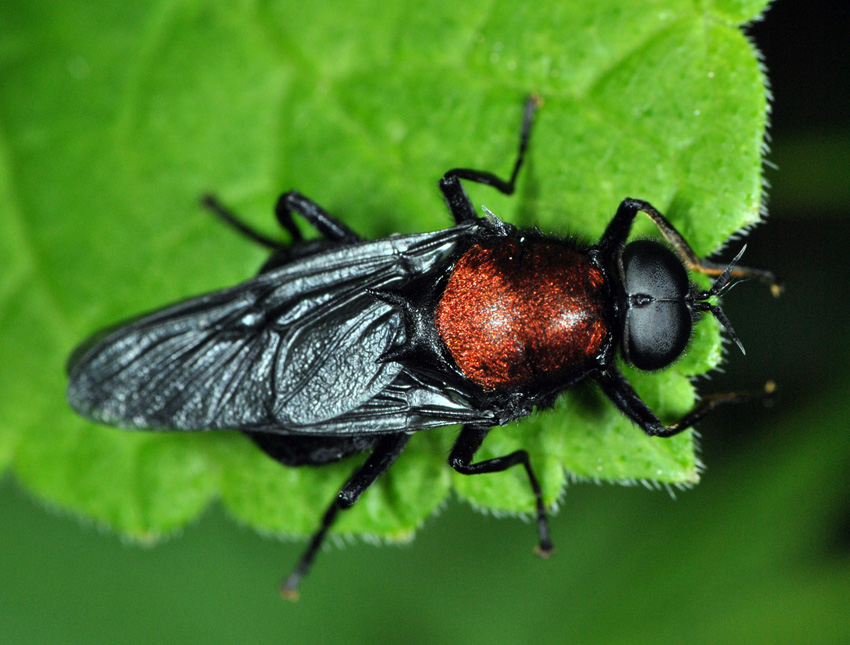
[621,240,692,371]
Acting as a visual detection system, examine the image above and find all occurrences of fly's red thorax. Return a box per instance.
[434,237,609,390]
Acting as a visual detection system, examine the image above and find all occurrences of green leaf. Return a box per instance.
[0,0,770,541]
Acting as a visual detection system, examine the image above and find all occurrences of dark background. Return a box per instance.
[1,1,848,642]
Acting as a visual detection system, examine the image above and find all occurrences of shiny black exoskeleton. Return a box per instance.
[67,97,779,597]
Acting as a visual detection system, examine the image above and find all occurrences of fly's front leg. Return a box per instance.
[440,95,541,224]
[597,368,775,438]
[599,198,781,293]
[448,424,553,556]
[281,433,410,599]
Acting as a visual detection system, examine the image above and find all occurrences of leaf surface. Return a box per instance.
[0,0,770,539]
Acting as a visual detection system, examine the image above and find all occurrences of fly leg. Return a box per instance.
[274,190,361,243]
[440,95,541,224]
[281,433,411,599]
[597,368,775,438]
[448,424,553,556]
[200,190,361,252]
[200,194,287,251]
[599,198,781,294]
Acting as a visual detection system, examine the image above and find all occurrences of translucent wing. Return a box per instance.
[67,225,475,433]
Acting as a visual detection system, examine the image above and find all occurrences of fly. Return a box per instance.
[67,96,780,597]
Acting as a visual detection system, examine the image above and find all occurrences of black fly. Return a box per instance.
[67,97,779,597]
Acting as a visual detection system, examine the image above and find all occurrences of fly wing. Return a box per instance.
[250,370,500,435]
[67,225,475,433]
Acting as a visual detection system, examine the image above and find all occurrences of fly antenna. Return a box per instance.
[692,300,746,355]
[704,245,748,298]
[690,246,748,355]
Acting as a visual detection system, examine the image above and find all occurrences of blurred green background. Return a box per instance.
[1,1,849,643]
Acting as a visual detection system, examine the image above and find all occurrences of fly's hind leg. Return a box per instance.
[200,194,287,251]
[274,191,361,243]
[281,433,411,600]
[200,190,361,252]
